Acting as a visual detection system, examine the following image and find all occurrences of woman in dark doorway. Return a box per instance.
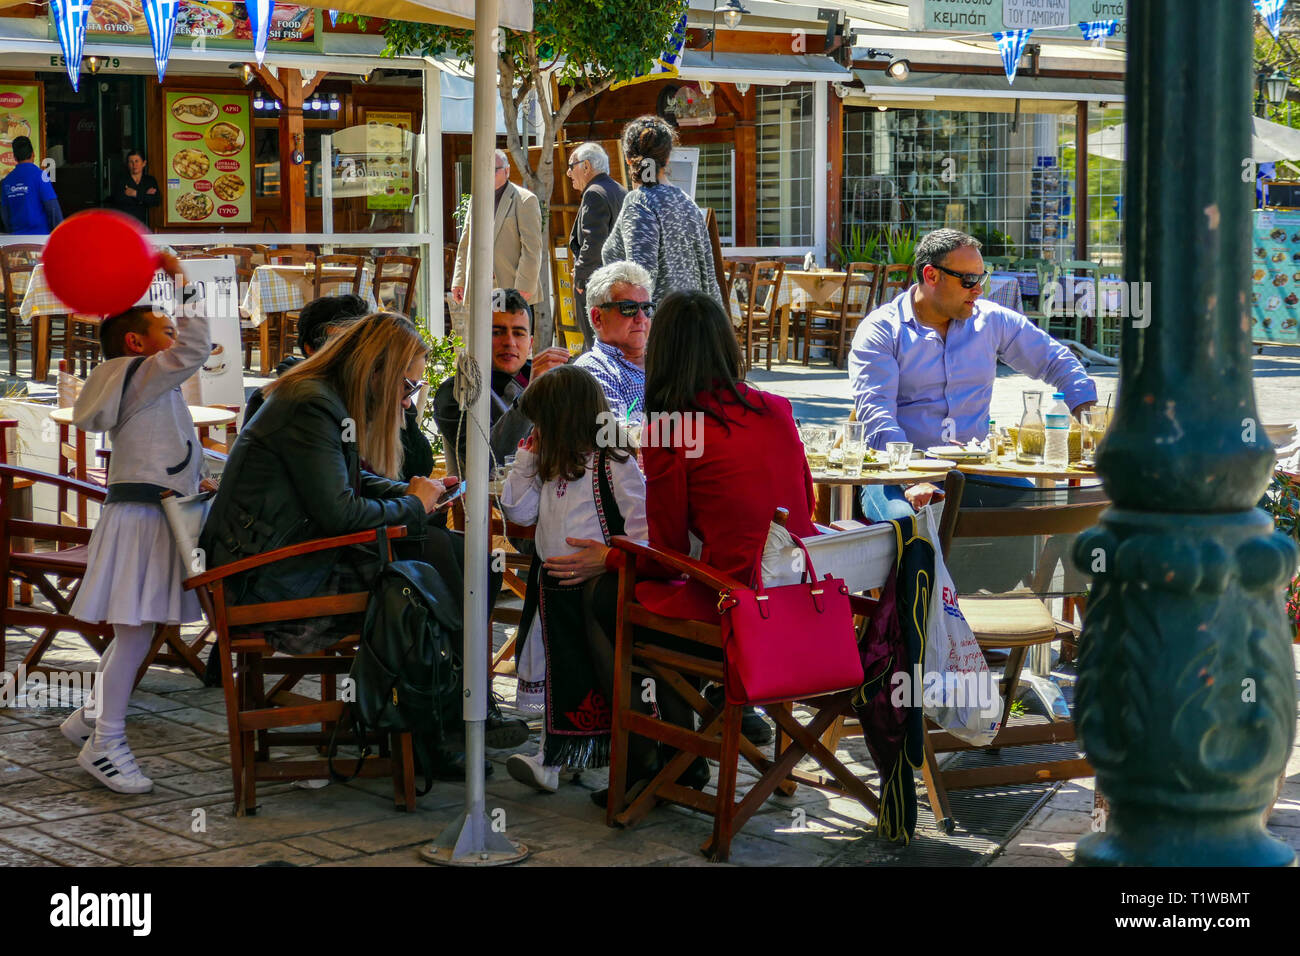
[112,150,160,228]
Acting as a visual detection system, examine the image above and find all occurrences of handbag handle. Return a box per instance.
[745,528,822,598]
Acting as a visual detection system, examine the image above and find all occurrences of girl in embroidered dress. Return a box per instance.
[59,252,210,794]
[499,365,647,792]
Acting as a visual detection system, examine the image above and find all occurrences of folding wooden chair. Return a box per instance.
[183,524,418,816]
[605,513,903,861]
[919,470,1107,834]
[373,254,421,315]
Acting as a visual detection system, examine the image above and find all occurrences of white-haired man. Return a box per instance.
[574,260,652,413]
[452,149,543,304]
[567,143,627,351]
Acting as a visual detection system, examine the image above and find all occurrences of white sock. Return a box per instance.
[91,623,154,749]
[81,639,116,720]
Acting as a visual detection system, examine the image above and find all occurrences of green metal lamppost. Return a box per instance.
[1073,0,1298,866]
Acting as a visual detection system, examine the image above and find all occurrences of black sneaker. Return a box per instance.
[703,685,773,746]
[486,694,531,749]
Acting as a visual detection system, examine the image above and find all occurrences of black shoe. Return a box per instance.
[486,694,530,749]
[429,749,495,781]
[703,686,773,746]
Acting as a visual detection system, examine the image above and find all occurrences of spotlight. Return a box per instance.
[241,63,255,85]
[85,56,103,75]
[253,92,265,109]
[885,57,911,81]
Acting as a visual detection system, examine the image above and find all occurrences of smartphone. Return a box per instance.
[434,481,466,509]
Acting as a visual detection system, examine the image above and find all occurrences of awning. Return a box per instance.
[1079,118,1300,164]
[849,68,1124,113]
[677,50,852,85]
[0,0,533,32]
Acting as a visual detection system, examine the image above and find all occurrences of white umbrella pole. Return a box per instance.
[423,0,527,866]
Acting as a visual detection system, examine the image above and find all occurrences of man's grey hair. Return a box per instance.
[495,148,509,167]
[586,260,654,308]
[914,228,981,271]
[571,142,609,175]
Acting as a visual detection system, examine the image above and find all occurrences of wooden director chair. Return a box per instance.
[183,524,417,816]
[605,512,904,862]
[919,470,1107,834]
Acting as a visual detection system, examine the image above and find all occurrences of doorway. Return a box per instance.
[41,74,147,216]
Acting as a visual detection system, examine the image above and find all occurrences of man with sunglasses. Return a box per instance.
[567,144,627,352]
[850,228,1097,522]
[573,260,652,413]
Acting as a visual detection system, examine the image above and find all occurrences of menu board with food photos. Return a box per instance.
[0,84,43,182]
[164,90,251,227]
[85,1,318,45]
[364,112,415,211]
[1253,209,1300,345]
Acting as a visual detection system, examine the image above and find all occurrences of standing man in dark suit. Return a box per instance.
[567,143,626,352]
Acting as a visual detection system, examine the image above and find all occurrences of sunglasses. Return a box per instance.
[931,263,989,290]
[403,377,425,400]
[598,300,654,318]
[567,159,586,170]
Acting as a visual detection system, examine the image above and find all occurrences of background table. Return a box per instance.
[18,263,75,382]
[956,456,1102,486]
[240,263,378,329]
[812,461,955,522]
[50,405,236,428]
[727,267,861,363]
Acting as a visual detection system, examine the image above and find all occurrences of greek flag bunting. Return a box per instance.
[993,29,1032,86]
[142,0,182,83]
[246,0,276,65]
[1255,0,1288,40]
[1078,19,1118,44]
[49,0,92,92]
[329,10,339,27]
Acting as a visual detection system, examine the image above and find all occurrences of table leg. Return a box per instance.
[258,320,271,378]
[829,485,853,523]
[778,306,790,364]
[33,315,50,382]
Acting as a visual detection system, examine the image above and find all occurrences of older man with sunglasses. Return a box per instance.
[573,260,653,415]
[849,228,1097,522]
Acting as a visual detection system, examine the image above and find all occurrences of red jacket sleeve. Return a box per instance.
[640,441,690,579]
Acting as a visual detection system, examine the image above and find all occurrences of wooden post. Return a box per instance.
[252,65,325,238]
[735,86,757,247]
[1074,100,1089,261]
[828,91,844,264]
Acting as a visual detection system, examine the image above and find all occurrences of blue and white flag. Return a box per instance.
[328,9,339,27]
[142,0,182,83]
[610,3,688,90]
[246,0,276,65]
[993,29,1033,86]
[1256,0,1288,40]
[49,0,93,92]
[1078,19,1118,44]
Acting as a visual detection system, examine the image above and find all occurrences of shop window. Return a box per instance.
[842,107,1125,268]
[696,142,733,244]
[756,85,813,246]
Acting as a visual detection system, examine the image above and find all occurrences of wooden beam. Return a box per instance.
[278,67,307,237]
[251,63,286,103]
[735,87,757,247]
[1075,99,1089,261]
[827,90,844,262]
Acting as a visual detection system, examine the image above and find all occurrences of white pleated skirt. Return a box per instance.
[71,502,203,627]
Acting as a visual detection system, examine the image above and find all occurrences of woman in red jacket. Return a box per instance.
[636,288,818,620]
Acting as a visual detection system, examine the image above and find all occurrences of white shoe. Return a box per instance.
[506,752,559,793]
[60,707,96,747]
[77,737,153,794]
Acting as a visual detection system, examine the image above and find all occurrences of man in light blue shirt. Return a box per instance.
[574,260,650,415]
[849,228,1097,520]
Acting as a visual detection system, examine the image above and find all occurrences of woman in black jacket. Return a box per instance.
[200,312,452,653]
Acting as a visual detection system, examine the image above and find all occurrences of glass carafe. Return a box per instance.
[1017,390,1045,464]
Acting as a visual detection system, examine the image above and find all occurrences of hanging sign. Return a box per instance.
[993,28,1033,85]
[50,0,93,92]
[142,0,181,82]
[0,84,44,181]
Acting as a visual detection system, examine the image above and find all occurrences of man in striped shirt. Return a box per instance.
[574,260,651,416]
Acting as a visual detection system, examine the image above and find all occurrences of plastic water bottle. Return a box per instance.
[1044,392,1070,469]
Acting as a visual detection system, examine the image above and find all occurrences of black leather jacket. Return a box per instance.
[199,378,429,607]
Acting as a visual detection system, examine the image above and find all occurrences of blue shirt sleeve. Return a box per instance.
[38,173,56,202]
[848,315,910,450]
[993,307,1098,410]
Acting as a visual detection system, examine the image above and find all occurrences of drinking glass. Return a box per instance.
[1080,410,1099,464]
[886,441,913,471]
[841,421,867,478]
[801,425,831,473]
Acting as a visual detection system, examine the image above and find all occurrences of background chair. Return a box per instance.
[267,249,316,267]
[184,525,417,816]
[1049,259,1103,344]
[735,260,785,372]
[373,255,421,315]
[1,244,42,378]
[796,262,880,369]
[876,263,914,309]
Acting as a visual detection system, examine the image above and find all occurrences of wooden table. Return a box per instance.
[49,405,237,429]
[954,456,1101,486]
[812,461,955,523]
[785,270,849,364]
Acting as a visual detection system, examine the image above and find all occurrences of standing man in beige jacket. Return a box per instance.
[452,150,544,305]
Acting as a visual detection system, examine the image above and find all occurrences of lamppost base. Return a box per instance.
[420,809,530,867]
[1075,811,1296,867]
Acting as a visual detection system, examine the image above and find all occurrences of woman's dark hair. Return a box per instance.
[298,293,367,354]
[126,149,145,163]
[644,289,760,428]
[100,306,158,359]
[517,365,631,483]
[621,115,676,185]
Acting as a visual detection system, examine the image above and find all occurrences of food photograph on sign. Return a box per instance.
[0,86,42,181]
[164,91,252,226]
[1251,210,1300,344]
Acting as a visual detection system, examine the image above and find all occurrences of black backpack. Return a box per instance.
[329,529,463,794]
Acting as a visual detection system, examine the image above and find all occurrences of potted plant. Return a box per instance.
[417,325,464,469]
[1263,470,1300,642]
[831,225,883,268]
[884,227,917,266]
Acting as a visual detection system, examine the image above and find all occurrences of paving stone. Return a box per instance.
[122,714,212,752]
[989,852,1072,867]
[35,814,208,863]
[0,727,79,769]
[154,707,231,735]
[1001,827,1077,861]
[0,829,120,866]
[314,810,461,854]
[177,841,324,867]
[1030,808,1094,835]
[0,804,38,827]
[122,690,186,714]
[162,749,229,773]
[524,838,688,867]
[0,772,81,803]
[45,753,197,786]
[7,784,184,821]
[315,846,430,867]
[285,835,363,861]
[0,842,54,866]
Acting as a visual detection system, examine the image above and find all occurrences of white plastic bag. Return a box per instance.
[921,507,1002,746]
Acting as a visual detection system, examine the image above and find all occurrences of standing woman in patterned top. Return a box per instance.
[602,115,723,307]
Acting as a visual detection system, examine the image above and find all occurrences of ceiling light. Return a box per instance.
[721,0,748,29]
[85,56,102,75]
[885,57,911,81]
[253,92,265,109]
[734,81,750,94]
[241,63,255,85]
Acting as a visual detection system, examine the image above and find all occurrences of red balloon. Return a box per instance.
[42,210,161,317]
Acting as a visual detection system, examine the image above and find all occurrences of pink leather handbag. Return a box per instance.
[718,535,864,706]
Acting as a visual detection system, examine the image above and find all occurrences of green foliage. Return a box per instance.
[831,225,882,267]
[452,193,471,237]
[1008,698,1028,719]
[884,227,917,265]
[1263,470,1300,631]
[417,324,463,458]
[970,227,1017,258]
